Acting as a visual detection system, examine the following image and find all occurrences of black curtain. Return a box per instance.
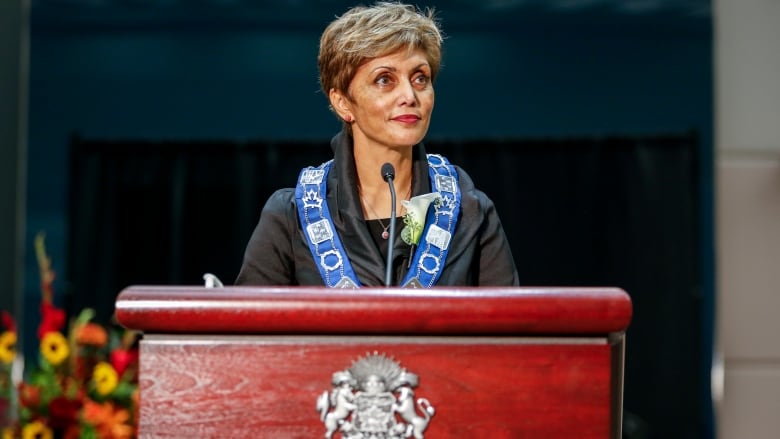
[67,132,702,438]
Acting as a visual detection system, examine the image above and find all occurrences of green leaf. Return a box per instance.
[75,308,96,325]
[79,423,100,439]
[112,381,136,399]
[401,226,413,245]
[39,353,54,373]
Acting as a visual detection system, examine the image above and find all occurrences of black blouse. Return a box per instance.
[235,131,519,287]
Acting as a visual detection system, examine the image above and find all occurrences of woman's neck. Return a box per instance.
[354,146,413,219]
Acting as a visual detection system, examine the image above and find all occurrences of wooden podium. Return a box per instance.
[115,286,632,438]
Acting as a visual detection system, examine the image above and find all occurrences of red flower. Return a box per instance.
[47,396,83,430]
[109,349,139,378]
[38,302,66,339]
[1,310,15,333]
[17,382,42,409]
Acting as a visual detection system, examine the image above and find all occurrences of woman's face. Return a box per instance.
[336,48,434,151]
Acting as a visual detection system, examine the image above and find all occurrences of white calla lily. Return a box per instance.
[401,192,441,245]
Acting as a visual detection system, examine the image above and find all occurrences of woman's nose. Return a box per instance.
[397,80,417,106]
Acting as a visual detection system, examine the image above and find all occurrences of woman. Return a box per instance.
[236,2,518,287]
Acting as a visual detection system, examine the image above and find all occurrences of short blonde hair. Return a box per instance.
[318,2,443,99]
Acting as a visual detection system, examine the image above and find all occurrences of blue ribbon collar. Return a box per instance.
[295,154,460,288]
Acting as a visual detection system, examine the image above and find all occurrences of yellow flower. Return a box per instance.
[93,361,119,395]
[40,331,69,366]
[22,421,53,439]
[2,427,15,439]
[0,331,16,364]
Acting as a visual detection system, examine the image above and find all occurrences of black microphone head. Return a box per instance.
[381,163,396,182]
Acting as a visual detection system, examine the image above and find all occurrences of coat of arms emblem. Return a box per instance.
[316,353,436,439]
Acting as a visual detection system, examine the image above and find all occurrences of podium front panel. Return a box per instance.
[138,334,621,438]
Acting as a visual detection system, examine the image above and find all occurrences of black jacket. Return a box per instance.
[235,131,519,287]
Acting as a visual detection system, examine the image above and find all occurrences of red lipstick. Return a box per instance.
[393,115,421,123]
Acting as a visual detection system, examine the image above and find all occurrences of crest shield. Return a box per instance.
[316,353,436,439]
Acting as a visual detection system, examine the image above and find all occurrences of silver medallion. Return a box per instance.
[401,277,424,289]
[301,168,326,185]
[307,219,334,244]
[334,276,359,289]
[424,224,452,251]
[316,353,436,439]
[434,174,457,195]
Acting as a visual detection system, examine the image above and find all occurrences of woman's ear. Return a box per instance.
[329,88,353,122]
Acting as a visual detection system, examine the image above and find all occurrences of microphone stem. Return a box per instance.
[385,178,396,287]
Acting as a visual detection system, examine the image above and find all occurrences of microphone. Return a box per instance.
[381,163,396,287]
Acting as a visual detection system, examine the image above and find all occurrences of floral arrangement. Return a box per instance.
[0,233,140,439]
[1,313,16,431]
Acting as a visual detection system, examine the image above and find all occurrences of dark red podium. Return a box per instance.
[115,286,631,438]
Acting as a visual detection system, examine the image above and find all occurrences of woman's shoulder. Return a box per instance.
[448,163,497,212]
[261,156,337,214]
[262,188,296,213]
[450,163,475,189]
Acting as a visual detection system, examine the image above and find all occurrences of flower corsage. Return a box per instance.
[401,192,442,246]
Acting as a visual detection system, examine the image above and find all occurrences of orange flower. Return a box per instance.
[76,323,108,347]
[83,400,134,439]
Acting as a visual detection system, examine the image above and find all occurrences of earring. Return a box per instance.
[344,115,353,123]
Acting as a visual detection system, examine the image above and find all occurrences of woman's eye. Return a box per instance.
[376,75,392,86]
[413,74,430,86]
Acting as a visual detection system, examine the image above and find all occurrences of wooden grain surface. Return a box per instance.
[116,286,632,335]
[138,336,614,438]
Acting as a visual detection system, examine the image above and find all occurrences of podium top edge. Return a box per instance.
[115,285,632,335]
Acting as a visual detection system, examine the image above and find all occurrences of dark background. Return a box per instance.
[66,132,702,438]
[24,1,714,437]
